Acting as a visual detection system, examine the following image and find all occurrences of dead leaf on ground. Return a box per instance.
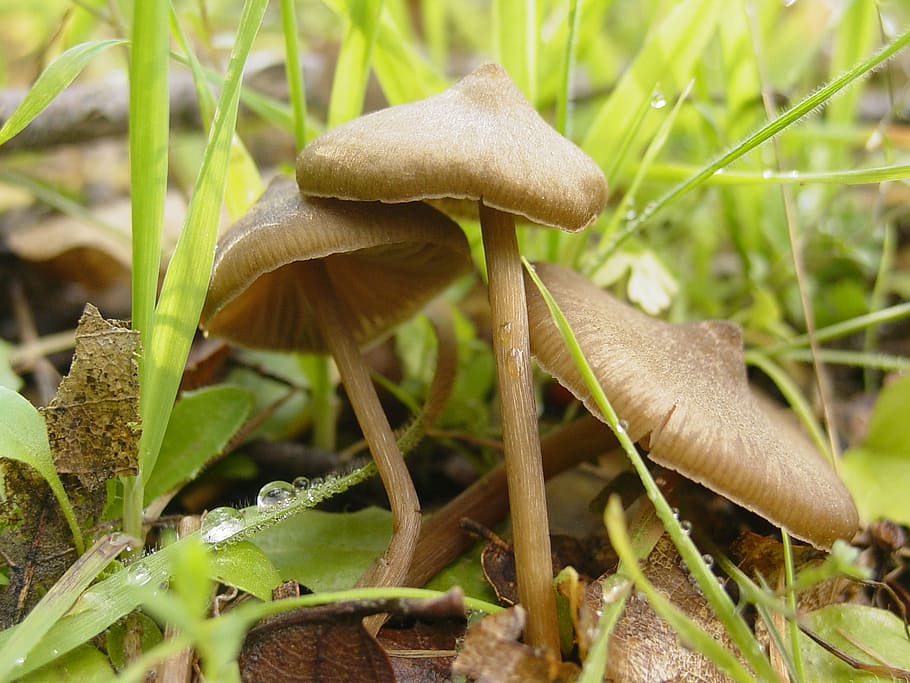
[42,303,140,489]
[603,535,739,683]
[451,606,578,683]
[239,586,465,683]
[0,304,140,626]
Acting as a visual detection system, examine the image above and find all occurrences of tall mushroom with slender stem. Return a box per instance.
[200,177,472,593]
[525,262,859,548]
[295,63,607,651]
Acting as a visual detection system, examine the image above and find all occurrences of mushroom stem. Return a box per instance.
[406,414,617,588]
[479,204,559,654]
[296,259,421,592]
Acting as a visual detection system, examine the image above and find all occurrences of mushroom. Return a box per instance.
[296,63,607,652]
[200,176,472,592]
[524,261,858,548]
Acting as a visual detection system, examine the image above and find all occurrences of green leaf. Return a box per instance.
[251,508,391,592]
[144,386,254,504]
[212,541,281,601]
[0,39,126,147]
[0,387,83,554]
[800,604,910,678]
[20,644,114,683]
[842,374,910,525]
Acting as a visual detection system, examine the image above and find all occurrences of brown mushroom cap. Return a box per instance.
[525,261,859,548]
[295,63,607,231]
[200,177,473,350]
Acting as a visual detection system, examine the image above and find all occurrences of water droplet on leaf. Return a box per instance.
[201,506,244,544]
[257,480,296,510]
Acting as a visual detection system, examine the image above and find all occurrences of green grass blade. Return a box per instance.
[0,39,126,147]
[618,24,910,246]
[0,534,132,683]
[0,387,83,555]
[281,0,308,148]
[643,162,910,186]
[555,0,581,136]
[604,499,756,683]
[493,0,539,104]
[523,260,777,680]
[581,0,721,170]
[135,0,269,488]
[371,8,448,105]
[129,0,170,387]
[327,0,384,126]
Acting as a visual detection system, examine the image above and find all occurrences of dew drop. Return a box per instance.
[670,507,680,520]
[680,519,693,535]
[701,553,715,570]
[201,506,244,544]
[126,562,152,587]
[650,91,667,109]
[618,418,630,432]
[292,476,311,491]
[257,480,296,510]
[507,347,524,377]
[761,169,774,179]
[624,208,637,221]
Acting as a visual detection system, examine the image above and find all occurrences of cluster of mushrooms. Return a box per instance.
[200,63,858,655]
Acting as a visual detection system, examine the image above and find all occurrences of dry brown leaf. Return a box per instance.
[604,535,738,683]
[42,303,140,489]
[452,606,578,683]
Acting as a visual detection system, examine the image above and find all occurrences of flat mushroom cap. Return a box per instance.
[525,262,859,549]
[296,63,608,232]
[200,177,472,352]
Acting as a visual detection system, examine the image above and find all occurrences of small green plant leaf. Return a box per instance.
[144,385,254,504]
[0,386,82,555]
[212,542,281,601]
[841,373,910,525]
[252,508,391,592]
[20,643,114,682]
[0,39,127,147]
[800,604,910,679]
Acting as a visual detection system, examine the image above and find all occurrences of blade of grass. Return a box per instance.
[0,534,133,682]
[281,0,308,149]
[585,80,693,270]
[129,0,170,390]
[604,498,757,683]
[327,0,384,126]
[523,259,777,680]
[555,0,580,137]
[611,24,910,253]
[127,0,269,536]
[642,162,910,185]
[0,39,126,146]
[581,0,721,170]
[493,0,539,105]
[782,531,807,682]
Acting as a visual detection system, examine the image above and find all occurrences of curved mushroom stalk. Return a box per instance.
[295,64,608,653]
[200,178,473,608]
[296,259,420,591]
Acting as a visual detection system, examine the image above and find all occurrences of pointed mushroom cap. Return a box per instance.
[525,262,859,548]
[200,177,472,351]
[296,63,607,232]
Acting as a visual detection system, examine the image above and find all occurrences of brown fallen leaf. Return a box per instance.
[239,587,465,683]
[42,303,140,490]
[603,535,739,683]
[451,606,578,683]
[0,304,140,626]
